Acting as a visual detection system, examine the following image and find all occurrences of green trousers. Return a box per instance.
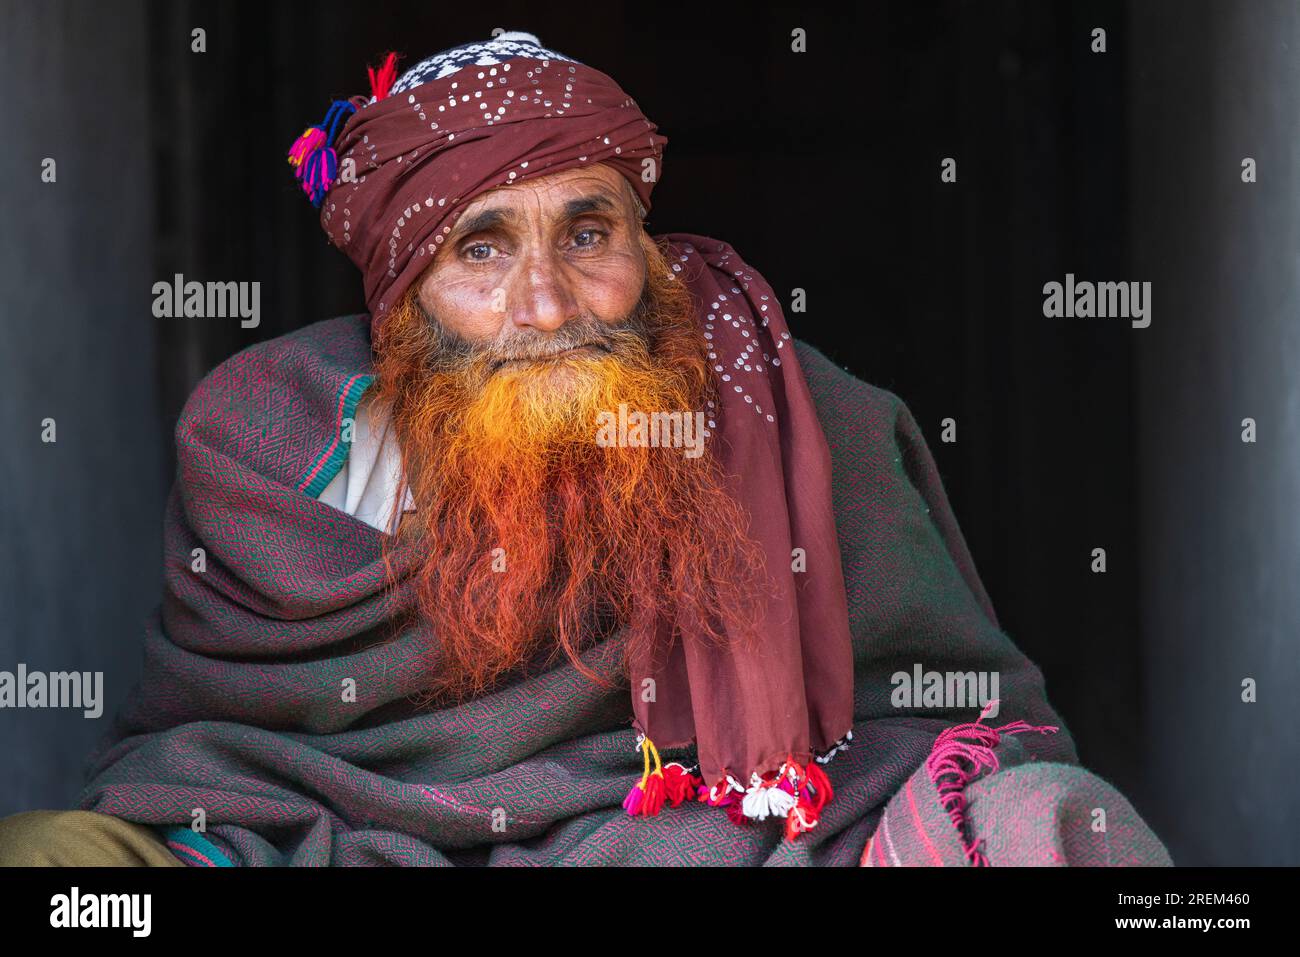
[0,810,184,867]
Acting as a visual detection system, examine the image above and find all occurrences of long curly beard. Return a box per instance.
[372,234,768,705]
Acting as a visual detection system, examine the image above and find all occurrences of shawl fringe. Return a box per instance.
[925,699,1059,865]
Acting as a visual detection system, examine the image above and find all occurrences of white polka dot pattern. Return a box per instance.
[662,233,799,438]
[386,32,577,98]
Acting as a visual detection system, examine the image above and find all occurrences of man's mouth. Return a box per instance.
[493,342,609,370]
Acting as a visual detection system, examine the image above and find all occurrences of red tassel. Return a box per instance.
[804,759,834,813]
[725,801,751,826]
[784,796,821,840]
[368,51,400,102]
[639,772,666,816]
[662,763,701,807]
[624,735,668,817]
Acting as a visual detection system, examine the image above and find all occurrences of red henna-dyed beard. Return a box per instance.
[372,234,767,704]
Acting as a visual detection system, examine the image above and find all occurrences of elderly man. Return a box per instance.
[0,32,1168,867]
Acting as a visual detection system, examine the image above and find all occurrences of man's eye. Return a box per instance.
[573,228,607,248]
[464,243,496,261]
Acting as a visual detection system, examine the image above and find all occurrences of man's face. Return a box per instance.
[372,167,767,702]
[413,163,648,379]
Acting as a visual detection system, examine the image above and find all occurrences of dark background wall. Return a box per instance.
[1,0,1294,864]
[0,0,159,817]
[1132,1,1300,867]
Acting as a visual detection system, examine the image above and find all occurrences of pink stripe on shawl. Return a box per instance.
[167,839,217,867]
[905,776,944,866]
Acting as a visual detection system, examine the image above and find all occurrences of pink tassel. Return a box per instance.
[287,52,396,208]
[287,127,326,168]
[624,735,667,817]
[925,699,1058,866]
[285,99,356,207]
[622,784,644,815]
[703,775,742,807]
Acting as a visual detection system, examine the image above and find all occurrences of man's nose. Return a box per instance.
[506,248,580,332]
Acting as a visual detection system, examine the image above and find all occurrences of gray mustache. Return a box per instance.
[421,287,653,372]
[488,334,613,366]
[483,310,653,368]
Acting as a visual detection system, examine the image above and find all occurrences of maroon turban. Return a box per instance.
[290,34,855,838]
[317,44,666,327]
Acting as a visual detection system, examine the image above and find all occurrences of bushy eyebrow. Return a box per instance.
[451,207,515,239]
[562,194,617,218]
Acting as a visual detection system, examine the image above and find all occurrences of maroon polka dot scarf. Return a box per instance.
[288,32,855,839]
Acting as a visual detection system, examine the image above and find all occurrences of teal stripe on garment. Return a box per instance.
[160,826,236,867]
[297,373,375,497]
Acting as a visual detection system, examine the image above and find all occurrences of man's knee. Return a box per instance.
[0,809,184,867]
